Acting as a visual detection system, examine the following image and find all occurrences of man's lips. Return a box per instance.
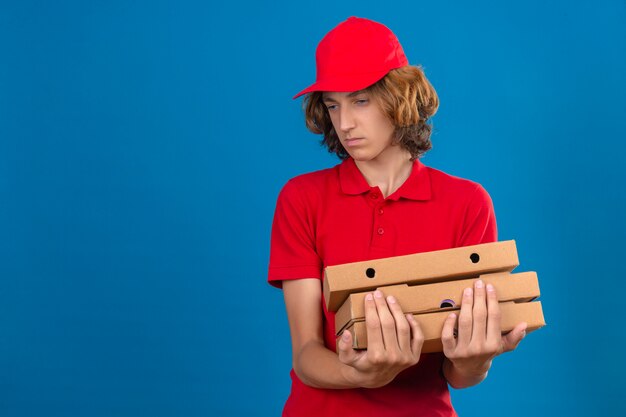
[345,137,364,147]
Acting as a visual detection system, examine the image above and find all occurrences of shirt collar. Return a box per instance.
[338,157,432,201]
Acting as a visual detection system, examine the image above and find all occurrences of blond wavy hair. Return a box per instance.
[303,65,440,160]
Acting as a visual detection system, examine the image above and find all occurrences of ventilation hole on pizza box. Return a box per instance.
[440,299,456,308]
[470,253,480,263]
[365,268,376,278]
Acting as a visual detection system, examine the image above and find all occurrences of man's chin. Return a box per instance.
[346,151,373,162]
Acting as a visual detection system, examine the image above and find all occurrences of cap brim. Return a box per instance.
[292,69,392,99]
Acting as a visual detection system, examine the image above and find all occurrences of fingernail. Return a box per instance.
[464,288,472,297]
[475,280,484,289]
[520,330,526,339]
[486,284,495,292]
[365,293,373,301]
[406,314,415,321]
[342,331,350,341]
[387,295,396,304]
[374,290,383,298]
[449,313,457,319]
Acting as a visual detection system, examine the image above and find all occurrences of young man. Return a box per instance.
[268,16,527,417]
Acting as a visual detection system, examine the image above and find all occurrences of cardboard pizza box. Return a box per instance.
[335,271,540,335]
[324,241,520,312]
[341,300,545,352]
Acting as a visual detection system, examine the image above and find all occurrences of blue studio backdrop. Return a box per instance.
[1,1,625,416]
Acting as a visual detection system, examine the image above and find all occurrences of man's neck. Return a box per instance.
[354,147,413,198]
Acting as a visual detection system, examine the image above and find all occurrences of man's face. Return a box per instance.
[322,91,398,162]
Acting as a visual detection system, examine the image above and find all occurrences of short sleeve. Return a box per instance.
[456,184,498,247]
[267,179,323,288]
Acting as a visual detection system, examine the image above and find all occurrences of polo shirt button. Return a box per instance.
[370,193,379,199]
[377,227,384,235]
[378,208,384,215]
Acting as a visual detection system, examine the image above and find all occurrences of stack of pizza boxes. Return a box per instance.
[325,241,545,352]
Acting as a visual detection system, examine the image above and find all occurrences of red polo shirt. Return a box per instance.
[268,157,497,417]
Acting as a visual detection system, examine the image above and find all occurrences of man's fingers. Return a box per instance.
[364,293,384,350]
[441,312,457,356]
[407,313,424,357]
[457,287,473,347]
[485,283,502,344]
[471,279,487,344]
[502,322,528,353]
[373,290,399,351]
[337,330,358,364]
[386,295,411,352]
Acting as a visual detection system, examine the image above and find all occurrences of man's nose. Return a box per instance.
[339,106,356,132]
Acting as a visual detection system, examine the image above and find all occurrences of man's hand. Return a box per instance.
[441,279,527,386]
[337,290,424,388]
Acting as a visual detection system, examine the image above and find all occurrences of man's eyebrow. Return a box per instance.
[322,91,367,102]
[347,90,366,97]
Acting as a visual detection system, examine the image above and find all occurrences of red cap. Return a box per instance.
[293,16,408,99]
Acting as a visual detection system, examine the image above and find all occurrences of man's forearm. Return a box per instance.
[442,357,490,389]
[294,340,362,389]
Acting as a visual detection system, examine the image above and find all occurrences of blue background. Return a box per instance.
[1,0,625,415]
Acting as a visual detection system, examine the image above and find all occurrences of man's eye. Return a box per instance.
[326,105,338,111]
[356,99,369,105]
